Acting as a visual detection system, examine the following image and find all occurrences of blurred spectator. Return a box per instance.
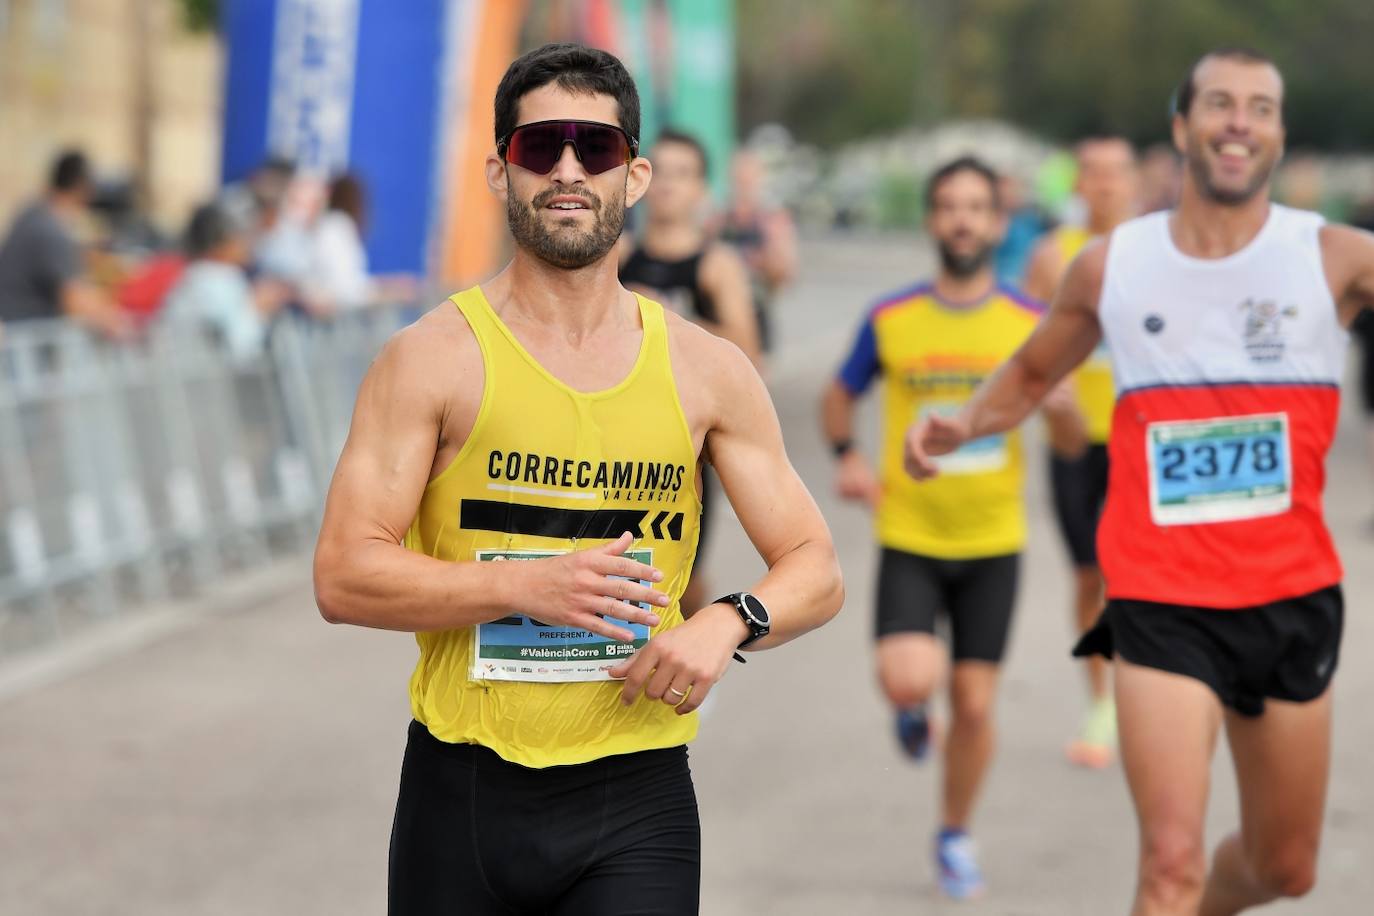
[219,156,293,232]
[305,172,420,313]
[250,165,314,293]
[0,149,133,339]
[309,173,372,312]
[994,173,1054,284]
[220,157,316,300]
[161,202,288,362]
[89,177,166,258]
[714,149,797,352]
[1139,143,1183,213]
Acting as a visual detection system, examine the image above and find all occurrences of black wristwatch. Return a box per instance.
[715,592,771,663]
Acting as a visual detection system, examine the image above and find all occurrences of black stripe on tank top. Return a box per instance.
[460,500,685,542]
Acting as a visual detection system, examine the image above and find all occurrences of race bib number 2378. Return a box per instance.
[1146,413,1291,526]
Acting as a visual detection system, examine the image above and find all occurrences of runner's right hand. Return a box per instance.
[505,532,670,642]
[835,450,882,509]
[904,413,970,480]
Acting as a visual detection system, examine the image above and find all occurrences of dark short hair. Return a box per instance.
[328,173,367,230]
[653,128,709,177]
[50,150,91,192]
[493,43,641,148]
[183,202,242,258]
[925,156,1001,211]
[1172,47,1279,117]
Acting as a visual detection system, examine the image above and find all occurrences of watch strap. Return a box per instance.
[714,592,769,656]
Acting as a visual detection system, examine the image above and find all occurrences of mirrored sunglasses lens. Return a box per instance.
[570,124,630,174]
[506,124,564,174]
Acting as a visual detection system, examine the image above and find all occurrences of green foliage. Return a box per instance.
[875,172,924,229]
[737,0,1374,149]
[737,0,927,147]
[176,0,219,32]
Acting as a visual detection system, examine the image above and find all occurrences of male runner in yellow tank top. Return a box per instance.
[821,157,1083,900]
[312,43,842,916]
[1021,136,1139,768]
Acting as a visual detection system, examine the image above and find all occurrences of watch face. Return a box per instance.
[742,593,770,626]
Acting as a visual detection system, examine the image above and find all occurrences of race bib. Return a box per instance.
[471,548,652,683]
[919,401,1008,475]
[1146,413,1291,526]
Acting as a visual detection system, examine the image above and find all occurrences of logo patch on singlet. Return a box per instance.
[1144,314,1165,334]
[1239,298,1299,364]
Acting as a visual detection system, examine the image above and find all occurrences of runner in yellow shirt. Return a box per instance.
[1021,136,1139,768]
[313,44,842,916]
[821,156,1079,900]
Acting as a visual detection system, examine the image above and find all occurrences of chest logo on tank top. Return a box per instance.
[1239,298,1299,364]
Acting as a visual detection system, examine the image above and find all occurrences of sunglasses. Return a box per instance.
[498,119,638,176]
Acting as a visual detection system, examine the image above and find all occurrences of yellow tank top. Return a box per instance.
[1053,226,1115,443]
[870,285,1040,559]
[404,286,701,768]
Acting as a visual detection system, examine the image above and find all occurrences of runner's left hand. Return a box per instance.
[609,602,749,715]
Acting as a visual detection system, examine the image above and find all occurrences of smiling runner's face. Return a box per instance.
[1174,56,1285,207]
[499,85,647,270]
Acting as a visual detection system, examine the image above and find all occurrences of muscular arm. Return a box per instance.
[963,242,1106,436]
[610,324,841,710]
[699,244,762,365]
[907,243,1107,475]
[313,314,668,637]
[1320,224,1374,326]
[706,341,843,647]
[312,319,508,630]
[1020,237,1092,456]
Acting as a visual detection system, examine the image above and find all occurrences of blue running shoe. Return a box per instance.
[935,829,985,900]
[895,706,932,761]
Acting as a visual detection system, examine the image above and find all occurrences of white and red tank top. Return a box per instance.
[1097,204,1347,608]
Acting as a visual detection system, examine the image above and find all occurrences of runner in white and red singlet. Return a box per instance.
[906,47,1374,915]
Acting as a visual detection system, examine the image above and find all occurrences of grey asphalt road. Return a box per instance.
[3,234,1373,915]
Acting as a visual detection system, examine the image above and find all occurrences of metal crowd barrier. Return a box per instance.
[0,306,415,660]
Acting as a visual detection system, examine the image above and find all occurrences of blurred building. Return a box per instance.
[0,0,222,230]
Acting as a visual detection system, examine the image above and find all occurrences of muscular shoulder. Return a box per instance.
[662,308,757,428]
[367,300,482,433]
[1319,223,1374,278]
[1319,223,1374,323]
[663,306,752,381]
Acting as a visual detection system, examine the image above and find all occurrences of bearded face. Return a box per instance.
[506,182,626,270]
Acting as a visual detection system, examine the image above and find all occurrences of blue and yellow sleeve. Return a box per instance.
[837,315,880,396]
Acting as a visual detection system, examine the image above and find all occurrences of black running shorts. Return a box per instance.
[1073,585,1343,717]
[874,548,1020,663]
[1049,443,1109,568]
[389,722,701,915]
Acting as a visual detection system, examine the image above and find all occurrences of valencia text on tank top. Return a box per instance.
[1096,205,1346,608]
[403,287,702,767]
